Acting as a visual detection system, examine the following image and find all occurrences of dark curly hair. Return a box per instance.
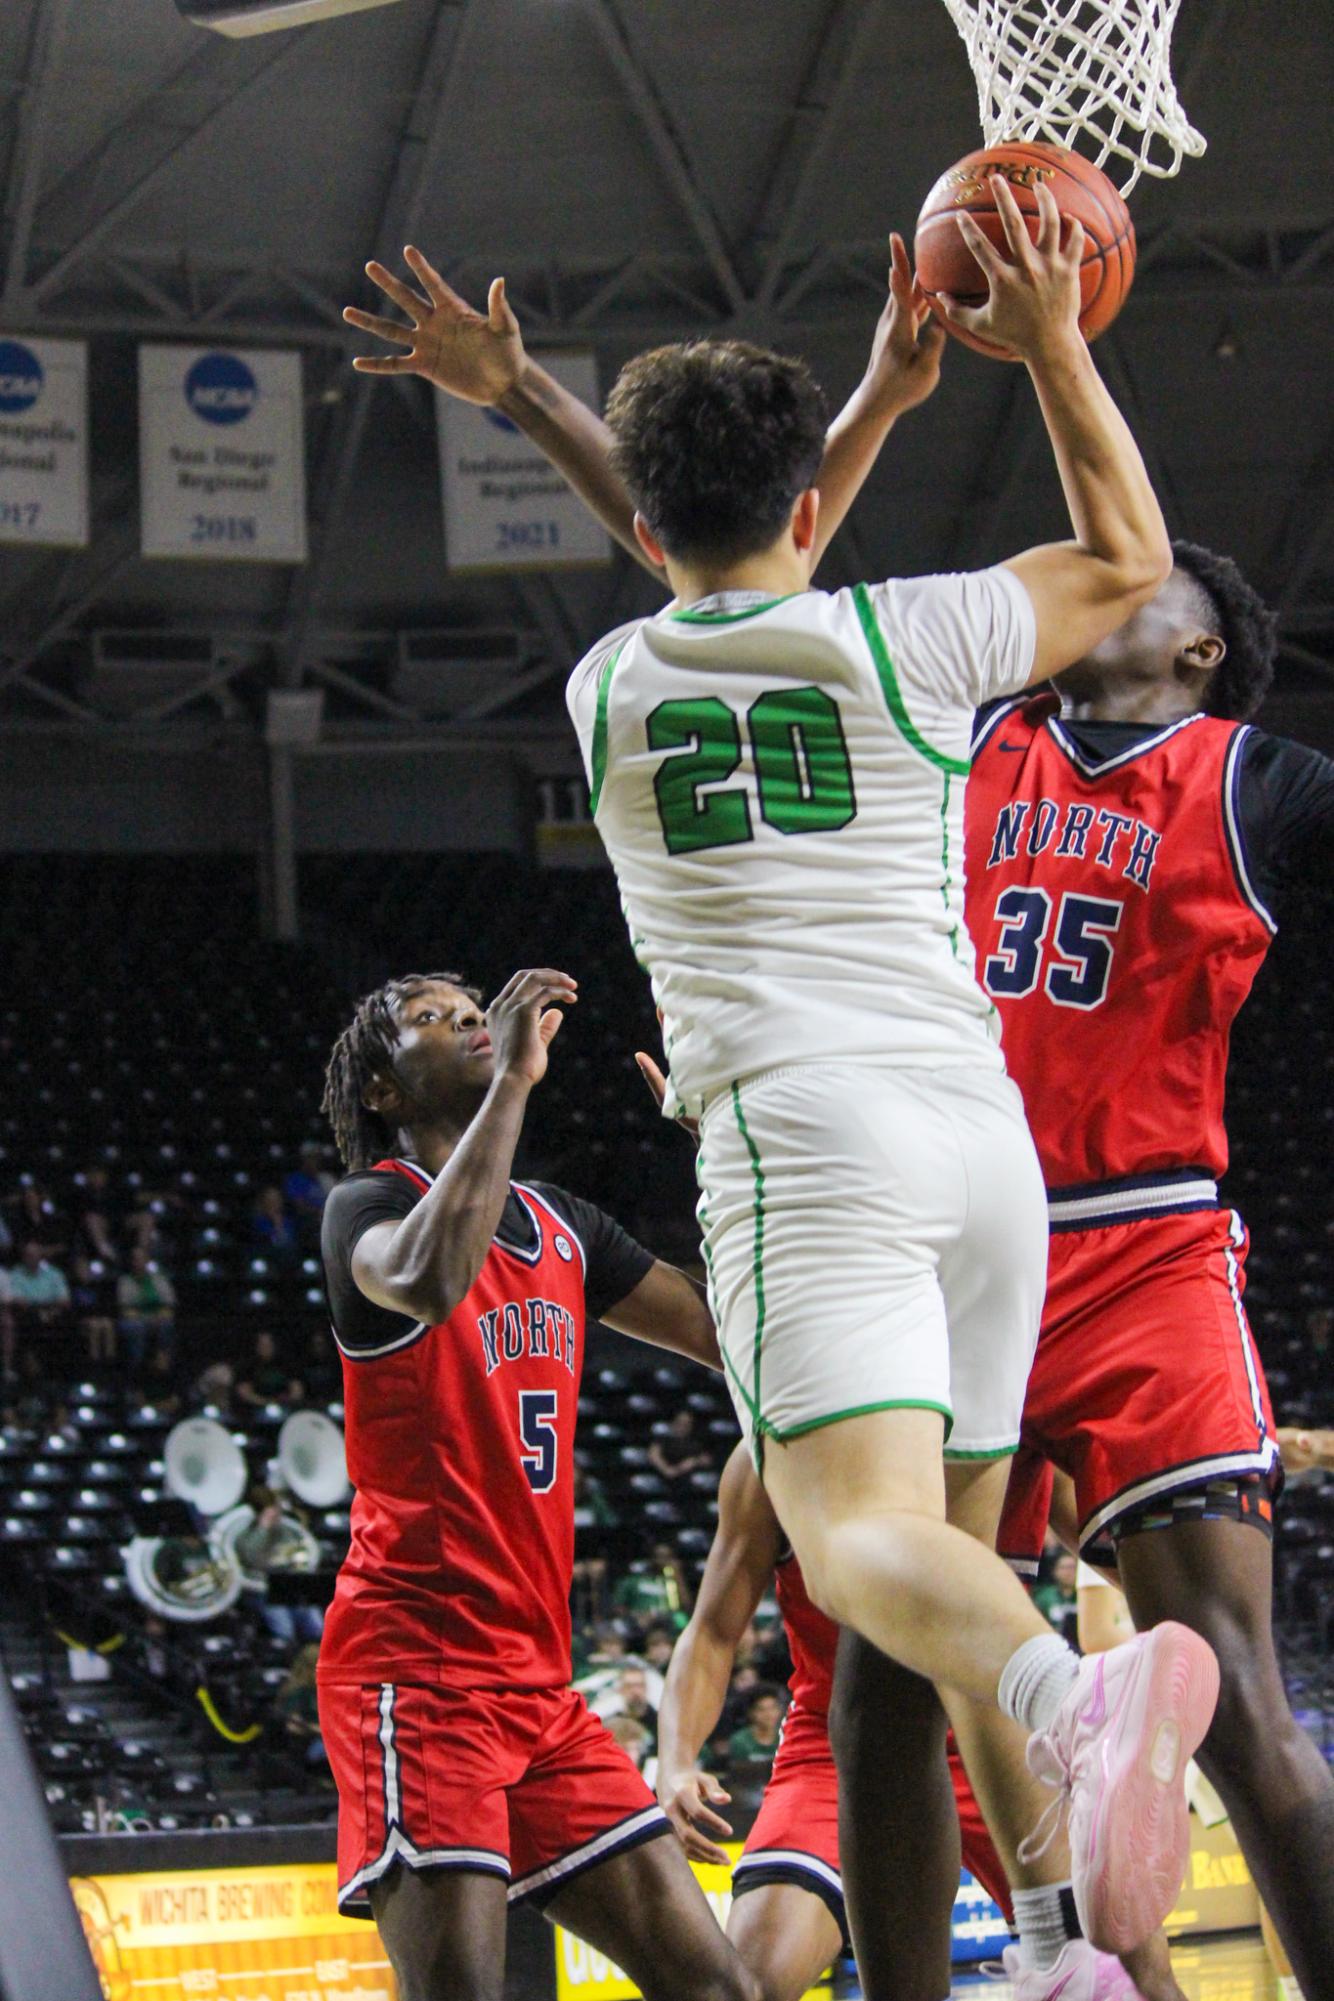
[322,972,481,1172]
[1171,539,1278,722]
[605,339,828,567]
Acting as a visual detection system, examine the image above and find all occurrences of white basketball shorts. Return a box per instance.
[695,1062,1047,1464]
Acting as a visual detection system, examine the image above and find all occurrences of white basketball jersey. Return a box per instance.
[567,567,1036,1117]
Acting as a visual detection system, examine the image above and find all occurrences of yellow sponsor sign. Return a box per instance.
[553,1848,832,2001]
[69,1864,396,2001]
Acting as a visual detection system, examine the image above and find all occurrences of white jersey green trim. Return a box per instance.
[852,583,970,778]
[587,642,625,814]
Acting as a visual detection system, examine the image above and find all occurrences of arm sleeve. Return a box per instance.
[529,1183,655,1319]
[869,566,1038,716]
[321,1173,423,1353]
[1237,729,1334,917]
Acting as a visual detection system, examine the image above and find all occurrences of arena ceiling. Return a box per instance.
[1,0,1331,755]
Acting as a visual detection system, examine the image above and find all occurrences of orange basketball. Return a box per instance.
[914,141,1135,359]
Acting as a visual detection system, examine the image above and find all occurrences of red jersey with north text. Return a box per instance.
[965,699,1274,1188]
[320,1165,592,1689]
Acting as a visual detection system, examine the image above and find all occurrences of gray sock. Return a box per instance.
[998,1631,1081,1733]
[1012,1882,1081,1971]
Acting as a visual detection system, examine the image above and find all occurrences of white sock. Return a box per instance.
[998,1632,1080,1733]
[1012,1882,1080,1972]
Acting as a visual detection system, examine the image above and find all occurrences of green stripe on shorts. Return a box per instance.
[730,1081,767,1434]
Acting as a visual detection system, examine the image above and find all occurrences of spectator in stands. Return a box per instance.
[647,1407,713,1483]
[572,1458,617,1625]
[275,1642,327,1768]
[191,1360,239,1419]
[237,1485,325,1644]
[9,1240,72,1329]
[115,1247,176,1376]
[251,1185,301,1270]
[611,1539,693,1628]
[607,1713,653,1772]
[284,1144,333,1244]
[726,1684,785,1773]
[236,1330,302,1410]
[601,1665,659,1753]
[69,1252,117,1365]
[12,1182,67,1260]
[1034,1548,1080,1642]
[73,1168,121,1268]
[0,1206,13,1262]
[642,1623,677,1676]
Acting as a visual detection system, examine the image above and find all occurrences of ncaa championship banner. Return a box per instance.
[139,343,308,562]
[0,334,88,548]
[436,350,610,574]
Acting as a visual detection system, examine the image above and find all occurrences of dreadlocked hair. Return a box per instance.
[1171,539,1278,722]
[321,972,482,1172]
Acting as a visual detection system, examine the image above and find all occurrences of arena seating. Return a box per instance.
[1,855,1330,1830]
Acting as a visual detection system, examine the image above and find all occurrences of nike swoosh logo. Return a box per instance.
[998,740,1027,753]
[1046,1971,1078,2001]
[1080,1658,1108,1730]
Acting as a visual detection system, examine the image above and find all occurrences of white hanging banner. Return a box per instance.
[139,344,307,562]
[436,351,611,573]
[0,335,88,548]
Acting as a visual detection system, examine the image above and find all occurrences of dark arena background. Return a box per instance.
[0,3,1330,1998]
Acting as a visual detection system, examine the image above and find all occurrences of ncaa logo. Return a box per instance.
[186,351,258,426]
[554,1234,574,1263]
[0,338,44,415]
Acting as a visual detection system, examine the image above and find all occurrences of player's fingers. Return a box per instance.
[537,1007,564,1048]
[350,353,422,374]
[955,210,1005,279]
[634,1053,668,1109]
[364,260,426,320]
[342,306,415,344]
[488,275,520,336]
[692,1801,734,1839]
[933,292,984,331]
[511,968,579,1001]
[1060,214,1085,269]
[989,173,1035,265]
[919,317,948,359]
[1033,179,1061,257]
[699,1775,732,1806]
[687,1831,733,1868]
[888,231,913,301]
[403,243,464,310]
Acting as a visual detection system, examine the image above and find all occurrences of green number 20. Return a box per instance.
[647,687,856,857]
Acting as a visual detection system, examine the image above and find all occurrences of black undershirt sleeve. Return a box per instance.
[1236,729,1334,917]
[321,1172,421,1353]
[528,1182,656,1319]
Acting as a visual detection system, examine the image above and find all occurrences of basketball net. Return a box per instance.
[939,0,1207,193]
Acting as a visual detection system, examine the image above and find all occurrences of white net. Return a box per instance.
[939,0,1207,194]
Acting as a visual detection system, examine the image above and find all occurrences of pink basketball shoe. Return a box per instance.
[1024,1622,1220,1953]
[1001,1940,1141,2001]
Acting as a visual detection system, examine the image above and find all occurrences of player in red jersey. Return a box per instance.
[317,967,759,2001]
[963,545,1334,1994]
[654,1442,1016,2001]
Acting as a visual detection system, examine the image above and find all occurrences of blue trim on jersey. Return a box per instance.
[1046,711,1207,776]
[971,695,1026,755]
[1046,1166,1219,1202]
[1221,726,1278,935]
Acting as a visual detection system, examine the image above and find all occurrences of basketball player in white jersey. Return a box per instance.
[345,182,1217,1959]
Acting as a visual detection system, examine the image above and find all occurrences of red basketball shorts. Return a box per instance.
[318,1679,666,1916]
[732,1702,1012,1933]
[998,1206,1279,1569]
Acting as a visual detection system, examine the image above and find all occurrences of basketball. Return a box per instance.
[914,141,1136,358]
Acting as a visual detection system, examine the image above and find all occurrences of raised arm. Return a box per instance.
[656,1442,784,1864]
[938,177,1172,683]
[350,969,575,1324]
[344,242,942,579]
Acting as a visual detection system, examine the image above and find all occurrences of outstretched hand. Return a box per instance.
[659,1767,734,1868]
[635,1051,700,1145]
[862,232,946,415]
[344,246,527,405]
[937,176,1084,361]
[489,968,577,1090]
